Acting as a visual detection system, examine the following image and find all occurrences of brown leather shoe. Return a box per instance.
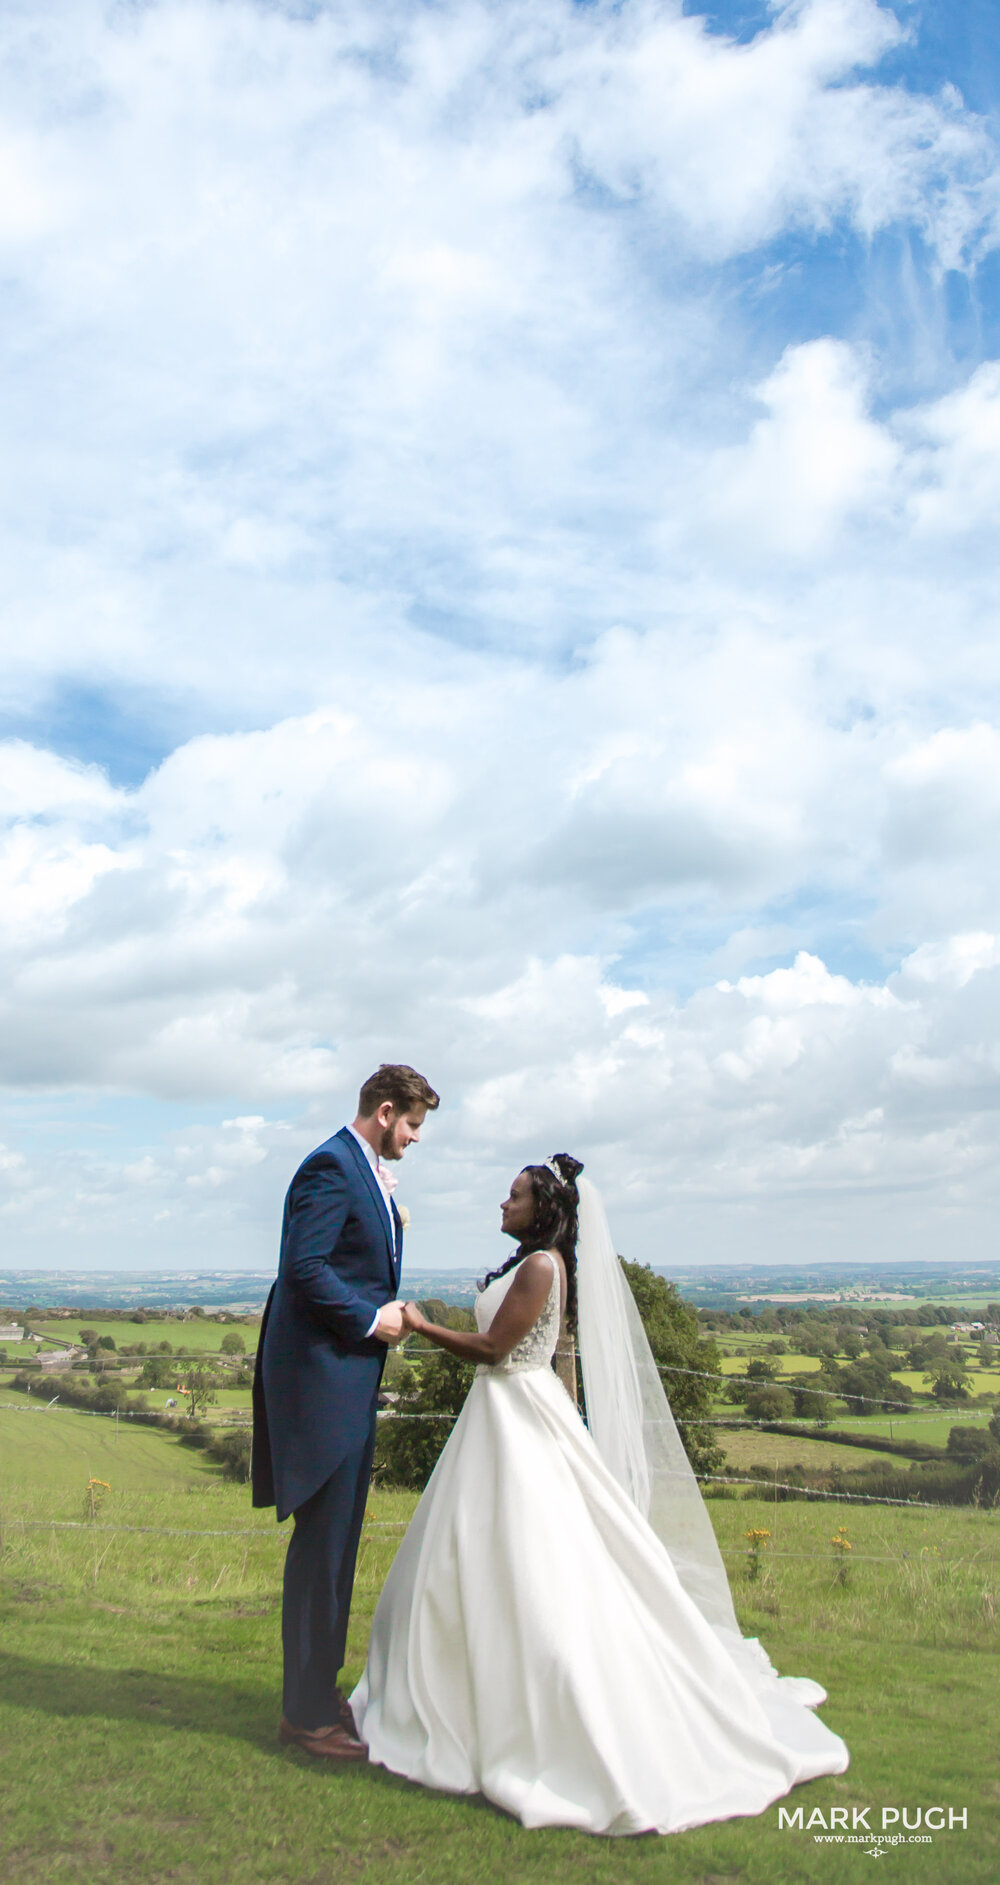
[333,1690,358,1738]
[278,1716,367,1762]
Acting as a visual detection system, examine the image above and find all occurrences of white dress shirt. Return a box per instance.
[347,1126,398,1338]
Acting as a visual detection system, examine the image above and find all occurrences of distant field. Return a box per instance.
[27,1316,261,1354]
[141,1385,253,1416]
[893,1368,996,1397]
[714,1347,998,1402]
[719,1351,823,1375]
[715,1428,902,1473]
[0,1374,253,1424]
[830,1408,994,1446]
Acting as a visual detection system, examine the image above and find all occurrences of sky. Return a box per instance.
[2,0,1000,1276]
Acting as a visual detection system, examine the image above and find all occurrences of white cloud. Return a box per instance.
[903,362,1000,533]
[1,3,1000,1267]
[560,0,984,259]
[711,339,899,553]
[1,649,1000,1265]
[0,0,996,715]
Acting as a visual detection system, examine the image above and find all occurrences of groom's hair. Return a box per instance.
[358,1064,440,1117]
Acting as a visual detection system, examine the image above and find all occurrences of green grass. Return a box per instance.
[716,1429,899,1473]
[27,1316,260,1355]
[824,1407,995,1446]
[140,1386,254,1417]
[0,1403,223,1495]
[1,1404,997,1883]
[708,1404,998,1469]
[894,1369,996,1397]
[719,1350,825,1374]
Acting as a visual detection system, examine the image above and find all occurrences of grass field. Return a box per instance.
[1,1400,997,1884]
[0,1375,253,1423]
[892,1368,996,1396]
[829,1407,994,1445]
[26,1317,261,1355]
[715,1429,901,1473]
[719,1352,824,1375]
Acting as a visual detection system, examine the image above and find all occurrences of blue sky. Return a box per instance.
[1,0,1000,1273]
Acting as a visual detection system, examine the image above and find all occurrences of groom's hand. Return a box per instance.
[373,1301,407,1345]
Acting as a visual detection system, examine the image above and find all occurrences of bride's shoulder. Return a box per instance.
[518,1247,562,1283]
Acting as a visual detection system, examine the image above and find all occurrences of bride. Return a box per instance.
[351,1155,848,1836]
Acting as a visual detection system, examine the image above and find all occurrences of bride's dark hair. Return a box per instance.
[479,1153,584,1334]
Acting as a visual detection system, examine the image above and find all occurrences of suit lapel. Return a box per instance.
[336,1127,395,1283]
[390,1197,403,1287]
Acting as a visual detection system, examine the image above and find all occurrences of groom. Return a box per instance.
[252,1062,440,1759]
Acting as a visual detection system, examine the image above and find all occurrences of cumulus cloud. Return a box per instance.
[710,339,899,554]
[2,2,1000,1268]
[0,0,997,714]
[3,625,1000,1266]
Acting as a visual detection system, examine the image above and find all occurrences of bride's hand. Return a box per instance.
[401,1301,423,1332]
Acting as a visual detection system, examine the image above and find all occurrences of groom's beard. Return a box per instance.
[376,1119,404,1161]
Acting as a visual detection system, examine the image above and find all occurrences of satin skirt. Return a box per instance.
[352,1364,848,1836]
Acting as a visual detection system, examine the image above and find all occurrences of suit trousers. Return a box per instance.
[281,1422,377,1729]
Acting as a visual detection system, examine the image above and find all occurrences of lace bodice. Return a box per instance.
[474,1252,561,1375]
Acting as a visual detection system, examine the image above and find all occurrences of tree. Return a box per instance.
[907,1332,949,1370]
[620,1262,724,1477]
[946,1426,992,1461]
[207,1429,252,1481]
[801,1331,837,1361]
[745,1385,794,1422]
[96,1335,116,1351]
[926,1366,969,1403]
[837,1359,910,1417]
[792,1384,831,1424]
[374,1349,472,1488]
[220,1331,246,1356]
[139,1355,174,1389]
[79,1328,99,1346]
[745,1359,776,1382]
[179,1365,218,1417]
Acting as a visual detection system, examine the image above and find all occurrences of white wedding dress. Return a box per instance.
[351,1255,848,1836]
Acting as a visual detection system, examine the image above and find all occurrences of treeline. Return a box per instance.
[11,1369,149,1415]
[700,1301,1000,1334]
[3,1305,255,1324]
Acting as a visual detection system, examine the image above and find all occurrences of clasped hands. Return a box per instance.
[374,1299,423,1346]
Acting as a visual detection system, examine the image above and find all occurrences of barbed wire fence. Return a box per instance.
[2,1338,998,1579]
[7,1344,998,1410]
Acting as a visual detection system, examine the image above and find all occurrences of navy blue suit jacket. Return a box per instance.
[251,1127,403,1521]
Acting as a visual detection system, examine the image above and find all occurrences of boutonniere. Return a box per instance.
[397,1204,411,1231]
